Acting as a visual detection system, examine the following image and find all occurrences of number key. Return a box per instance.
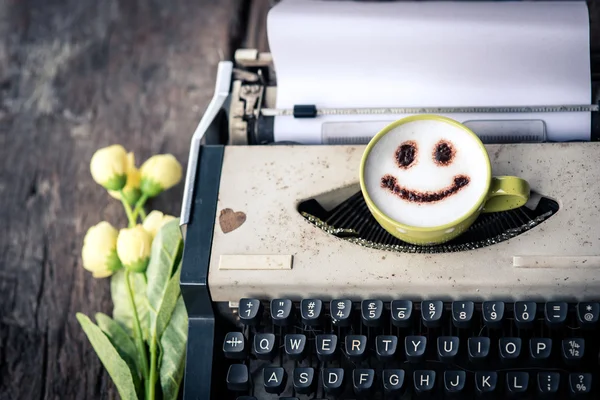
[421,300,443,328]
[514,301,536,329]
[482,301,505,329]
[331,299,352,327]
[562,338,585,366]
[452,301,474,329]
[361,299,383,327]
[239,298,263,326]
[301,299,322,326]
[391,300,412,328]
[271,299,293,326]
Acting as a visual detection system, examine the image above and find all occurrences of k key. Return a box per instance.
[239,298,262,326]
[271,299,293,326]
[300,299,322,326]
[361,299,383,327]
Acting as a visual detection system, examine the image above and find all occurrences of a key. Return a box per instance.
[331,299,352,327]
[444,371,466,396]
[293,367,316,395]
[271,299,293,326]
[239,298,262,326]
[383,369,405,396]
[482,301,505,329]
[452,301,474,329]
[226,364,249,391]
[514,301,536,330]
[537,372,560,396]
[253,333,276,360]
[264,367,287,395]
[468,337,490,364]
[577,302,599,329]
[285,334,307,361]
[322,368,345,396]
[223,332,247,359]
[353,369,375,397]
[316,334,338,361]
[437,336,460,363]
[499,337,522,363]
[421,300,443,328]
[414,370,436,396]
[507,372,529,397]
[475,372,498,396]
[376,335,398,361]
[345,335,368,362]
[405,336,427,362]
[545,301,568,328]
[391,300,413,328]
[569,373,592,396]
[300,299,322,326]
[529,338,552,363]
[562,338,585,366]
[361,299,383,327]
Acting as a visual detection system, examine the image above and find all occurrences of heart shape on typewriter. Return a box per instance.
[219,208,247,233]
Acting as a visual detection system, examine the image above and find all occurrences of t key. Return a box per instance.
[514,301,536,329]
[361,299,383,327]
[421,300,443,328]
[271,299,293,326]
[452,301,474,329]
[239,298,262,326]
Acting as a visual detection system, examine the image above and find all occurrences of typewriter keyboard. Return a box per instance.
[222,299,600,399]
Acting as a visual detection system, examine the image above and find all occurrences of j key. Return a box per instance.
[577,302,599,329]
[499,338,522,363]
[361,299,383,327]
[507,372,529,397]
[322,368,345,396]
[562,338,585,365]
[271,299,293,326]
[253,333,276,360]
[223,332,247,359]
[226,364,249,391]
[421,300,443,328]
[452,301,474,329]
[376,335,398,361]
[331,299,352,327]
[300,299,322,326]
[545,302,568,328]
[537,372,560,396]
[444,371,466,396]
[514,301,537,329]
[569,373,592,396]
[437,336,460,363]
[239,298,262,326]
[293,367,315,395]
[482,301,505,329]
[263,367,287,395]
[391,300,413,328]
[406,336,427,363]
[529,338,552,363]
[316,334,338,361]
[285,334,307,361]
[345,335,368,362]
[468,337,490,364]
[414,370,436,396]
[475,372,498,396]
[383,369,405,396]
[353,369,375,397]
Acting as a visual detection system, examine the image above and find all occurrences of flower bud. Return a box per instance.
[116,225,153,273]
[90,145,128,191]
[140,154,182,197]
[82,222,122,278]
[108,152,142,205]
[142,210,176,238]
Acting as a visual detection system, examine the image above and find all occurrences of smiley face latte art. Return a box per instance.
[363,119,490,228]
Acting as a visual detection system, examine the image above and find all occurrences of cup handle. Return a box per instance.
[482,176,530,213]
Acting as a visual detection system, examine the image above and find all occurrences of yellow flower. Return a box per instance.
[140,154,182,197]
[142,210,176,238]
[116,225,153,273]
[82,222,122,278]
[90,145,128,191]
[108,152,142,205]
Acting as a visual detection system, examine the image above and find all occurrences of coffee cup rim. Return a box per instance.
[359,114,492,233]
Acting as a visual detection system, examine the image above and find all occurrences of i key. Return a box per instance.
[468,337,490,364]
[331,299,352,327]
[391,300,412,328]
[421,300,443,328]
[514,301,536,330]
[271,299,293,326]
[545,301,568,328]
[223,332,247,359]
[452,301,474,329]
[300,299,322,326]
[482,301,505,329]
[361,299,383,327]
[239,298,263,326]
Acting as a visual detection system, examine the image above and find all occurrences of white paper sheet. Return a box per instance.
[266,0,591,144]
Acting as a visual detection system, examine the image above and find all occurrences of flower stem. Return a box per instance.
[125,271,150,391]
[148,336,158,400]
[132,193,149,222]
[119,190,136,228]
[139,207,147,220]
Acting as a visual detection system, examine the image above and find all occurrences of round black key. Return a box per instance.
[437,336,459,363]
[506,372,529,397]
[537,372,560,396]
[414,370,436,395]
[353,369,375,397]
[331,299,352,327]
[514,301,536,329]
[452,301,474,329]
[300,299,322,326]
[376,335,398,361]
[482,301,504,329]
[361,299,383,327]
[383,369,405,395]
[562,338,585,366]
[444,371,466,396]
[263,367,287,394]
[322,368,345,396]
[421,300,443,328]
[271,299,293,326]
[293,367,315,395]
[253,333,276,360]
[391,300,412,328]
[475,372,498,396]
[545,301,568,328]
[468,337,490,364]
[239,298,263,326]
[345,335,367,362]
[226,364,249,391]
[405,336,427,363]
[577,302,599,329]
[223,332,247,359]
[499,338,522,364]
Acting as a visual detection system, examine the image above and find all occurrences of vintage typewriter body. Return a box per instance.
[179,1,600,399]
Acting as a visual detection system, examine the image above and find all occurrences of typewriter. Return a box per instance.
[179,1,600,399]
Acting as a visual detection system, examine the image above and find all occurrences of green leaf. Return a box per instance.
[95,313,143,398]
[76,313,139,400]
[159,296,188,400]
[111,269,149,340]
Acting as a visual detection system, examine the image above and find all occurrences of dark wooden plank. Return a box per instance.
[0,0,245,399]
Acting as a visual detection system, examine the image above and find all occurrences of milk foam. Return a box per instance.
[364,119,490,228]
